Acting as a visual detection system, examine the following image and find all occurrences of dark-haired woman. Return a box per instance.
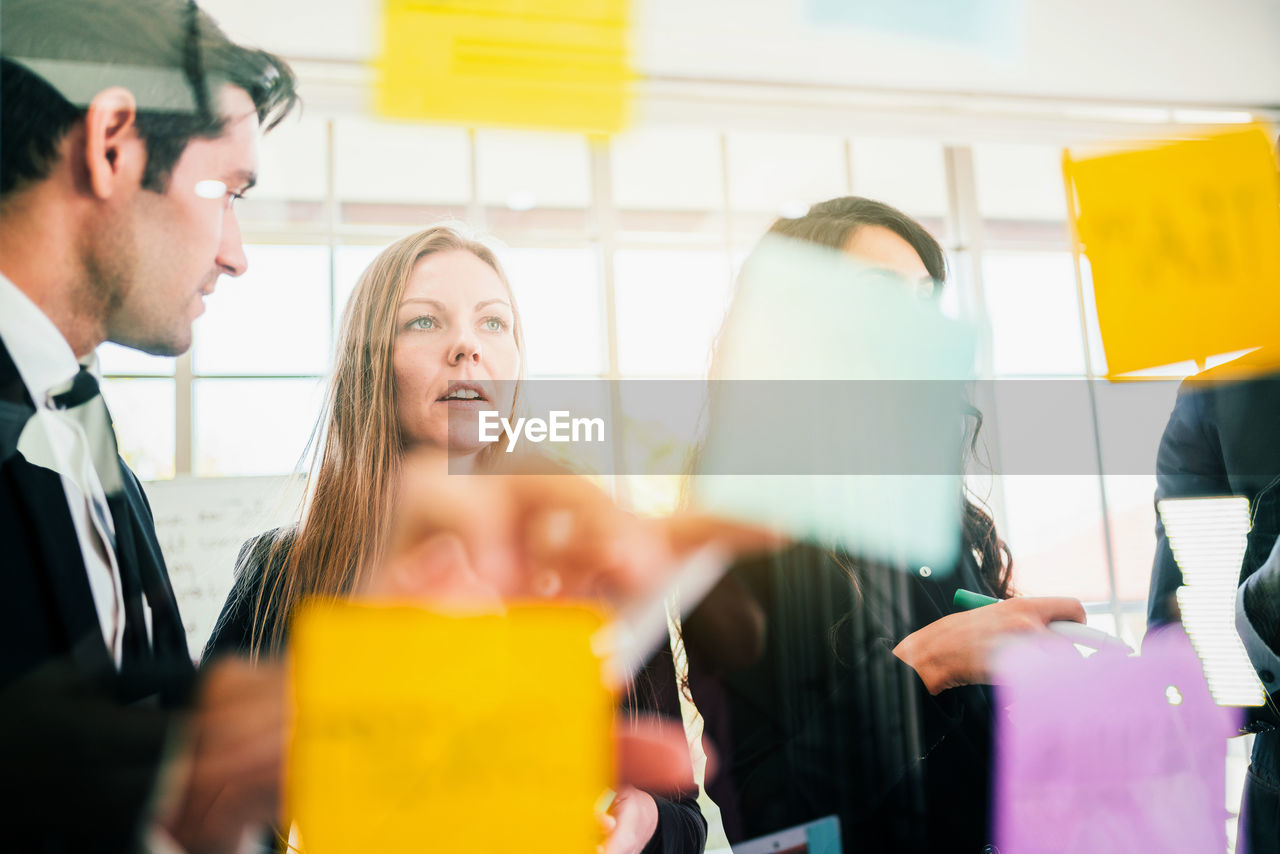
[682,196,1085,853]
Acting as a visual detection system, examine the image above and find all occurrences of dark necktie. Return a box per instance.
[51,367,151,665]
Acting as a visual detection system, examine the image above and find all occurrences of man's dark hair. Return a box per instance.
[0,0,299,198]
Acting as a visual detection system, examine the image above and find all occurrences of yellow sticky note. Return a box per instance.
[377,0,633,134]
[1064,126,1280,378]
[288,602,613,853]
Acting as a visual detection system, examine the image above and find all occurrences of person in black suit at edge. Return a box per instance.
[1143,134,1280,854]
[1146,345,1280,854]
[0,1,300,850]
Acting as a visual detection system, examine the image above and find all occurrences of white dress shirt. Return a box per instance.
[0,271,129,667]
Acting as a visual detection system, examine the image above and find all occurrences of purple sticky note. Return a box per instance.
[992,627,1239,853]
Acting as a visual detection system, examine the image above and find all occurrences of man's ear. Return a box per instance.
[83,87,143,199]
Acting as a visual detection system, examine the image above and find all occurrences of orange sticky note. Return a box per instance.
[377,0,633,134]
[1064,126,1280,378]
[288,602,613,853]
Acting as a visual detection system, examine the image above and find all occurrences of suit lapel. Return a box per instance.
[0,399,31,466]
[0,336,114,673]
[0,340,34,465]
[118,467,191,665]
[11,449,116,673]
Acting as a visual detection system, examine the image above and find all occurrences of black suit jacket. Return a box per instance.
[1144,353,1280,854]
[1147,355,1280,629]
[0,336,196,852]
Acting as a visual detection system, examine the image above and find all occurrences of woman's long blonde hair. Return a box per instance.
[248,225,524,656]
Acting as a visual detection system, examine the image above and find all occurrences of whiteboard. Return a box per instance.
[143,475,307,658]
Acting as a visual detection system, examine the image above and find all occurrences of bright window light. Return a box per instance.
[1160,496,1265,707]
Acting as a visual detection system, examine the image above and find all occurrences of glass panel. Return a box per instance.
[101,378,175,480]
[614,250,733,377]
[974,143,1068,222]
[334,119,471,204]
[613,128,723,211]
[1103,474,1161,603]
[1118,607,1149,649]
[940,250,967,321]
[253,114,328,202]
[850,137,948,219]
[476,130,589,231]
[725,132,847,215]
[476,130,590,208]
[1085,609,1117,638]
[334,243,389,322]
[1000,474,1113,602]
[1228,733,1253,844]
[612,128,723,236]
[194,378,324,476]
[97,342,175,376]
[1078,256,1109,374]
[237,115,328,226]
[1096,377,1181,602]
[982,251,1086,376]
[500,248,604,377]
[193,245,332,376]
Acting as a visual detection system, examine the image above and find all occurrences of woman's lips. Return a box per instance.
[437,397,490,409]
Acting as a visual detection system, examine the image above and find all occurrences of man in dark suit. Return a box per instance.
[0,2,763,848]
[1146,350,1280,854]
[0,1,300,850]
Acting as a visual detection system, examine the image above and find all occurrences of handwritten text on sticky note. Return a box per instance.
[1065,126,1280,377]
[288,603,613,853]
[378,0,633,134]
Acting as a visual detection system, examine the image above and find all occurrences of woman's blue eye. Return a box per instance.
[481,317,508,332]
[406,316,437,331]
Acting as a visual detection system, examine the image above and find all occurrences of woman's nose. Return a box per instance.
[449,334,481,365]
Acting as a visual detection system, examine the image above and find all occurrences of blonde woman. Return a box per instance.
[205,226,706,854]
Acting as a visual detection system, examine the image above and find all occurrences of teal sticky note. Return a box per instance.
[807,0,1023,57]
[692,235,976,571]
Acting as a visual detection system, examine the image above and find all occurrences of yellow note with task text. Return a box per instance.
[1064,126,1280,378]
[377,0,633,134]
[288,602,613,853]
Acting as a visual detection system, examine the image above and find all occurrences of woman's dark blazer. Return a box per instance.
[684,542,1000,853]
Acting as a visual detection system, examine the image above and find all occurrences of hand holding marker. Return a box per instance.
[953,589,1133,654]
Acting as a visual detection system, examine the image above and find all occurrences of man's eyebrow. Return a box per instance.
[225,169,257,191]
